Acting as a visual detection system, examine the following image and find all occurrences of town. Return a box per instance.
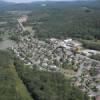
[0,1,100,99]
[10,15,100,99]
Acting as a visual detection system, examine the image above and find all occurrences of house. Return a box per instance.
[64,39,72,43]
[96,95,100,100]
[49,65,58,71]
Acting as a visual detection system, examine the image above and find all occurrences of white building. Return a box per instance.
[64,39,72,43]
[81,49,100,56]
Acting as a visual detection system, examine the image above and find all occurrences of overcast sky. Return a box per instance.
[3,0,89,3]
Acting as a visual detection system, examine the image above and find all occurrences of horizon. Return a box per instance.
[3,0,95,3]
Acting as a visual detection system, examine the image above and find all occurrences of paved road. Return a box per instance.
[76,63,84,77]
[17,19,26,32]
[17,18,35,37]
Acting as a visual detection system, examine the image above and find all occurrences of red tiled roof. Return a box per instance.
[96,96,100,100]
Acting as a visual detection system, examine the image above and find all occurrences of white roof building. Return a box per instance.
[58,41,71,50]
[64,39,72,43]
[81,49,100,56]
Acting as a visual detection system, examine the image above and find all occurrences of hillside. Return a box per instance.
[0,1,100,11]
[0,51,33,100]
[23,1,100,40]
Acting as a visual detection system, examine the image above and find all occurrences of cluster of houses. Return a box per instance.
[74,55,100,99]
[11,33,100,99]
[50,38,100,57]
[49,38,81,51]
[12,37,83,71]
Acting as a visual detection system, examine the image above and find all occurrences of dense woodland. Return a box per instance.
[0,51,33,100]
[22,1,100,41]
[90,54,100,61]
[79,39,100,51]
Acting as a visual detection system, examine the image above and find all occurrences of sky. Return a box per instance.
[3,0,87,3]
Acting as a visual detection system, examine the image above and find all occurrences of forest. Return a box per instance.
[0,1,100,41]
[0,51,33,100]
[22,1,100,41]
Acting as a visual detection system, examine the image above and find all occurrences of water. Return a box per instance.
[0,40,16,50]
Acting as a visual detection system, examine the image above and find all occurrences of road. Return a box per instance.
[76,63,84,77]
[17,17,35,37]
[76,54,100,64]
[17,19,26,32]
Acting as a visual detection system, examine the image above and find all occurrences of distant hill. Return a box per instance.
[0,1,100,11]
[0,0,14,6]
[0,0,14,10]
